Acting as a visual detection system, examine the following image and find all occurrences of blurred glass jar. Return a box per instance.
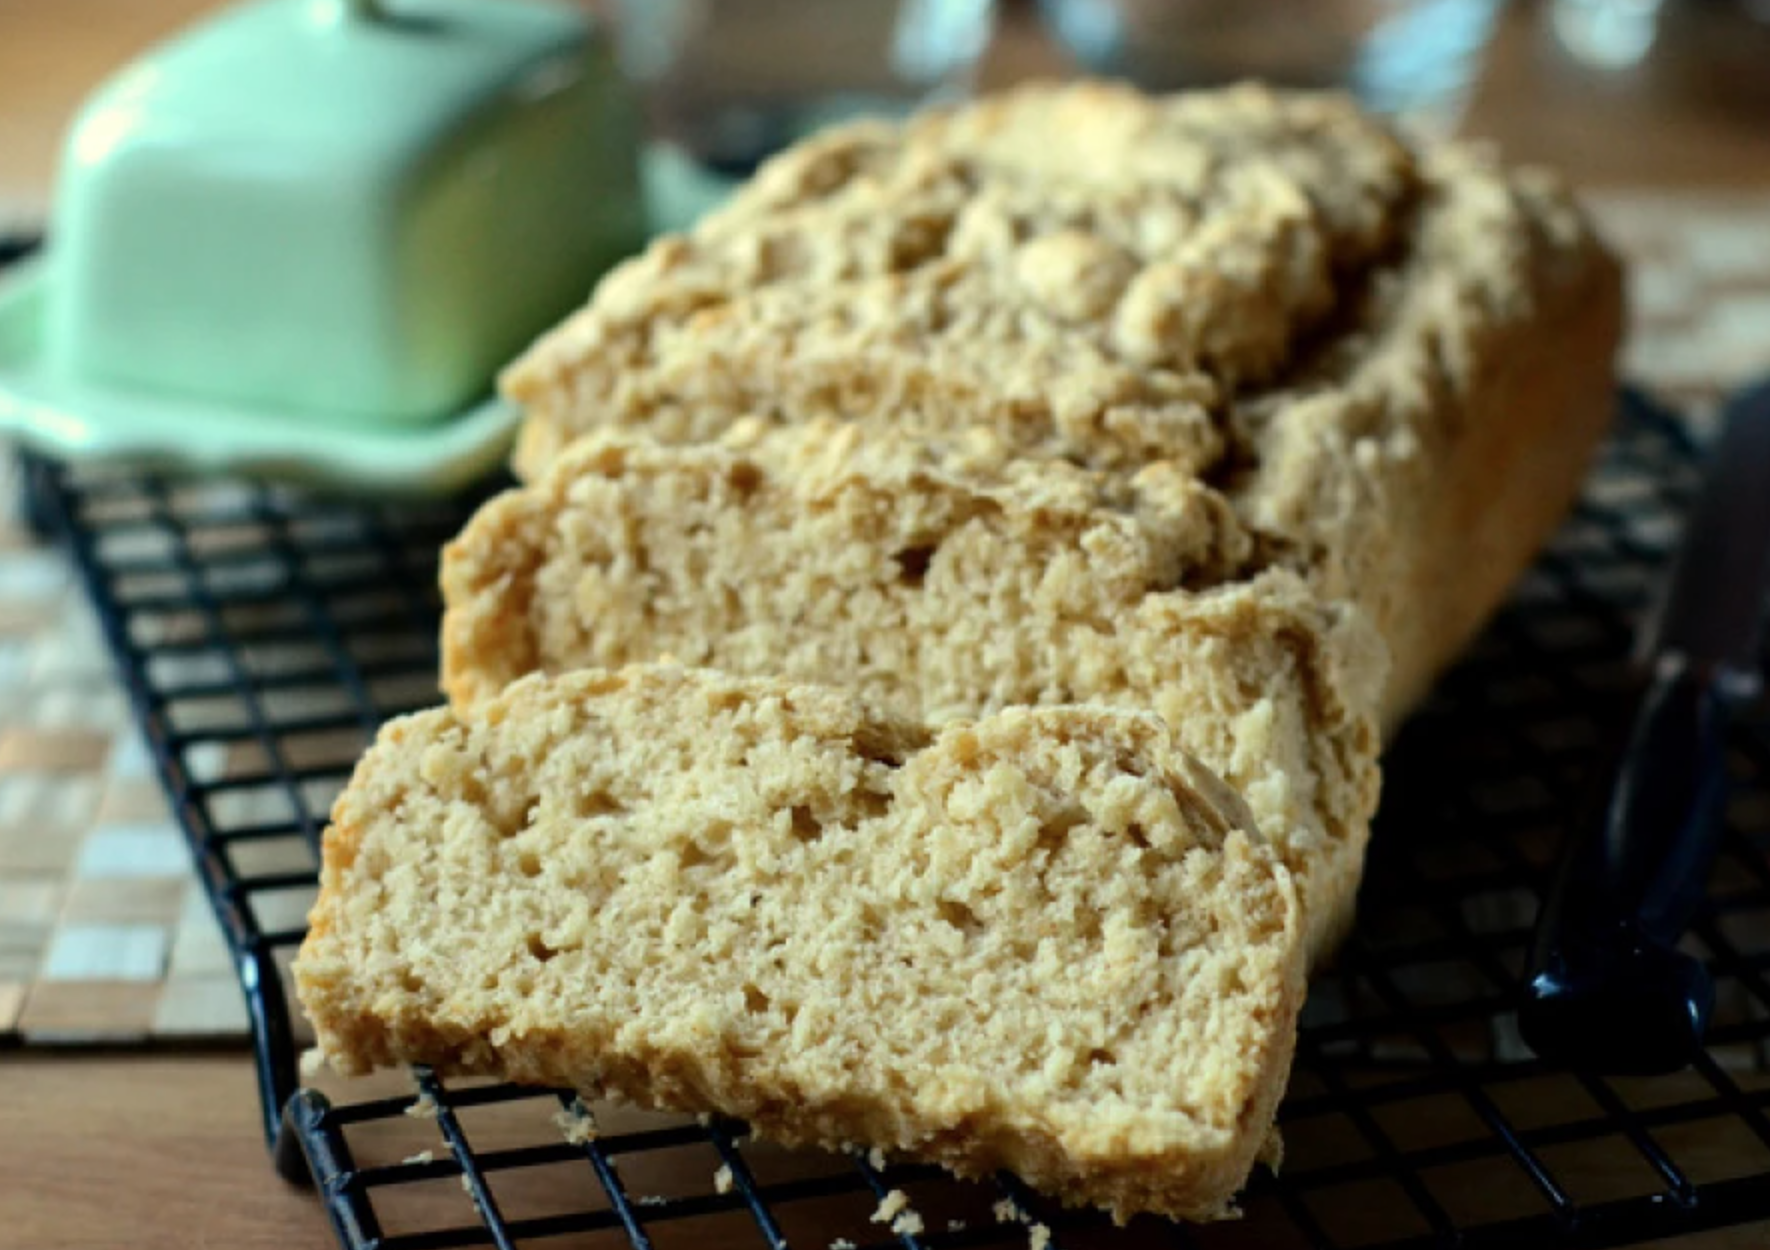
[1552,0,1770,97]
[614,0,996,231]
[1037,0,1501,135]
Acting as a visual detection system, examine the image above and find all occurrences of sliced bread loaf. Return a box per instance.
[294,664,1305,1222]
[439,425,1385,957]
[501,81,1621,724]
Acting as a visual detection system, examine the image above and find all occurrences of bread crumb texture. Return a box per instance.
[295,666,1306,1222]
[442,423,1384,956]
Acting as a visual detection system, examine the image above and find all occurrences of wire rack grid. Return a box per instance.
[20,388,1770,1250]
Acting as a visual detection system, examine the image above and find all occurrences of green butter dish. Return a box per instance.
[1,0,642,494]
[0,260,517,495]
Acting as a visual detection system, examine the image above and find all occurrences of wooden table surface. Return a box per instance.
[0,1052,325,1250]
[3,2,1770,1248]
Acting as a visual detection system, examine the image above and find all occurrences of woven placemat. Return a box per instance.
[0,450,246,1042]
[1,190,1768,1045]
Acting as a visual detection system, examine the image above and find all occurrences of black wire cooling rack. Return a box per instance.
[20,388,1770,1250]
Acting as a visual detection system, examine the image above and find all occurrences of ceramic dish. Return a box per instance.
[0,260,520,496]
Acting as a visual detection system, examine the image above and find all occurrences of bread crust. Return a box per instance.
[1377,250,1623,723]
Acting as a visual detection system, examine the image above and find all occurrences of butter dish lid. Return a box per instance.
[63,0,596,175]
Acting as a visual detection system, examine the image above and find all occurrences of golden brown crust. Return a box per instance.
[1219,150,1625,725]
[295,665,1305,1223]
[1379,240,1624,723]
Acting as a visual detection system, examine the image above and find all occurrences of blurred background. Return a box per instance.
[5,0,1770,237]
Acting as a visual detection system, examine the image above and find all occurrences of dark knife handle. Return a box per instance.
[1518,655,1734,1075]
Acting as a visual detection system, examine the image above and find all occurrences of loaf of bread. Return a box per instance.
[294,664,1306,1223]
[303,82,1625,1224]
[441,422,1384,958]
[502,81,1623,724]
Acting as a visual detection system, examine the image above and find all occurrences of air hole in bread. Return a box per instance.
[789,805,822,842]
[938,899,981,935]
[727,462,763,497]
[527,934,559,964]
[853,731,908,770]
[852,786,891,820]
[679,842,717,870]
[1038,806,1088,855]
[742,983,771,1014]
[1087,1048,1117,1067]
[576,789,625,819]
[894,544,937,586]
[517,850,543,878]
[1047,806,1087,836]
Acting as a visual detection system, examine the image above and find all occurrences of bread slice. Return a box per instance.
[294,664,1306,1223]
[501,81,1621,725]
[440,425,1385,959]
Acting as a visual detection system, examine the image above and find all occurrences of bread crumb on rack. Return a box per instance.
[298,1047,327,1082]
[1029,1222,1052,1250]
[872,1187,923,1234]
[405,1089,438,1120]
[401,1150,434,1166]
[713,1164,734,1195]
[553,1100,598,1145]
[872,1189,910,1224]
